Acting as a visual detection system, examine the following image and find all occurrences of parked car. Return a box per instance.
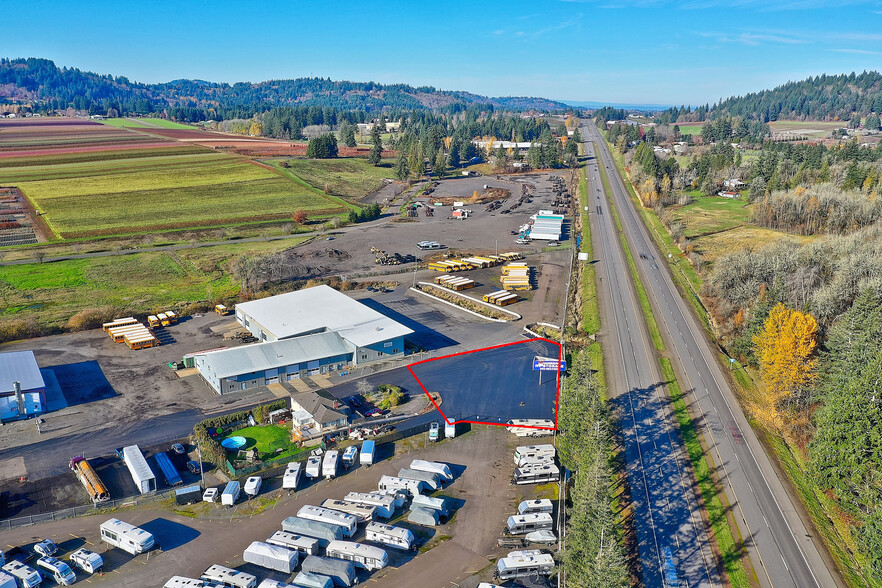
[171,443,186,455]
[186,460,201,474]
[34,539,58,557]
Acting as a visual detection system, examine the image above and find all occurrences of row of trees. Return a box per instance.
[557,352,629,587]
[751,184,882,235]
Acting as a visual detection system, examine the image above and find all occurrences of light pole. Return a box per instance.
[195,436,206,490]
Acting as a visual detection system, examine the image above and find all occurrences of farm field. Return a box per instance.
[675,124,704,135]
[693,225,815,264]
[282,157,397,200]
[670,192,751,238]
[2,147,345,238]
[0,118,166,153]
[769,120,842,137]
[0,237,309,329]
[101,117,195,129]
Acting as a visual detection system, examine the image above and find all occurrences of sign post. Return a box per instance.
[533,356,566,386]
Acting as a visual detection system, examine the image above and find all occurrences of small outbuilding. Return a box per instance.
[0,350,46,421]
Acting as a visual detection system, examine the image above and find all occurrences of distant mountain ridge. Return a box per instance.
[0,57,570,116]
[710,71,882,122]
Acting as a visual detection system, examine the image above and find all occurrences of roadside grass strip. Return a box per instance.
[579,165,600,334]
[660,358,752,588]
[597,162,666,352]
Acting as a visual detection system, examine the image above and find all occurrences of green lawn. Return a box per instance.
[221,424,313,463]
[675,125,703,136]
[671,194,751,238]
[101,117,195,129]
[5,153,343,238]
[283,158,398,200]
[0,238,307,328]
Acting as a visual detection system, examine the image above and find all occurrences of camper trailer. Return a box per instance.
[364,521,416,551]
[360,441,375,466]
[411,494,449,517]
[299,556,357,588]
[281,516,345,547]
[325,541,388,572]
[305,455,322,478]
[242,541,298,574]
[100,518,155,555]
[200,564,257,588]
[495,552,555,581]
[322,450,339,479]
[282,462,302,490]
[321,499,377,523]
[518,499,554,515]
[397,468,441,490]
[343,492,396,519]
[265,531,320,556]
[407,507,440,527]
[341,446,358,469]
[221,481,241,506]
[297,505,357,537]
[505,513,554,535]
[513,444,556,466]
[377,475,427,496]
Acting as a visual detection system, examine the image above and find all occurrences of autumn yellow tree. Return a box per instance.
[752,303,819,432]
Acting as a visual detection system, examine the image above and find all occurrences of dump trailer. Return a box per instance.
[299,556,356,587]
[121,445,156,494]
[397,468,441,490]
[154,451,183,487]
[243,541,298,574]
[69,456,110,503]
[281,516,345,547]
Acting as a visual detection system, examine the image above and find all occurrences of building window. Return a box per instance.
[393,349,399,353]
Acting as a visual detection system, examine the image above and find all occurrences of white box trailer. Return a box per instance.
[397,468,441,490]
[266,531,320,555]
[281,516,345,547]
[343,492,396,519]
[360,441,375,466]
[100,518,155,555]
[243,541,298,574]
[292,572,333,588]
[378,475,428,496]
[514,444,556,466]
[365,521,416,551]
[506,513,554,534]
[409,459,453,482]
[282,462,302,490]
[325,541,388,572]
[122,445,156,494]
[321,499,376,523]
[201,564,256,588]
[299,556,357,587]
[322,450,339,479]
[297,505,357,537]
[221,481,240,506]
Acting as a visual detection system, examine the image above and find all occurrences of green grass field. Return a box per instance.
[283,158,397,200]
[0,238,308,328]
[101,118,195,129]
[671,193,751,238]
[4,152,343,237]
[675,125,704,136]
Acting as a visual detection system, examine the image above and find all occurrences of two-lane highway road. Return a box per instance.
[585,121,840,588]
[583,130,718,587]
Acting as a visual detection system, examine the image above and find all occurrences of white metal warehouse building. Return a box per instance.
[195,286,413,395]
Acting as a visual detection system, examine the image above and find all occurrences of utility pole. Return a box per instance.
[196,436,206,490]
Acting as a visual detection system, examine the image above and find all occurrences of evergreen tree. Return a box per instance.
[395,154,409,181]
[368,125,383,166]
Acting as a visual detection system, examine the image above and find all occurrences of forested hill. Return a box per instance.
[710,71,882,122]
[0,57,569,117]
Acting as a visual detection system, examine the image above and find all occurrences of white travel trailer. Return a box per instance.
[506,513,554,535]
[297,505,358,537]
[243,476,262,498]
[280,517,344,547]
[506,419,555,437]
[322,450,339,479]
[200,564,257,588]
[164,577,225,588]
[305,455,322,479]
[518,499,554,515]
[326,541,388,572]
[397,468,441,490]
[282,462,302,490]
[409,459,453,482]
[321,499,377,523]
[291,572,333,588]
[69,548,103,574]
[411,494,449,516]
[512,462,560,485]
[343,492,396,519]
[378,475,428,496]
[1,562,41,588]
[100,518,155,555]
[341,446,358,469]
[243,541,298,574]
[365,521,416,551]
[265,531,320,555]
[495,552,555,581]
[257,580,300,588]
[407,507,440,527]
[513,444,556,466]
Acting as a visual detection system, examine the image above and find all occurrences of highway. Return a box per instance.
[584,121,840,588]
[582,129,718,587]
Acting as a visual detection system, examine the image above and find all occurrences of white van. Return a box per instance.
[36,557,76,586]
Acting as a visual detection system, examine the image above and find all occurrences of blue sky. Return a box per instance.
[5,0,882,105]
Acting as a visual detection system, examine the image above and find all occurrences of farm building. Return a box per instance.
[234,285,412,363]
[0,350,46,421]
[195,331,354,395]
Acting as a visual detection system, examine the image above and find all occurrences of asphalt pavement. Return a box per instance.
[585,121,841,588]
[582,129,718,587]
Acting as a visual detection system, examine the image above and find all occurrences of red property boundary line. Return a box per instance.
[406,337,562,430]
